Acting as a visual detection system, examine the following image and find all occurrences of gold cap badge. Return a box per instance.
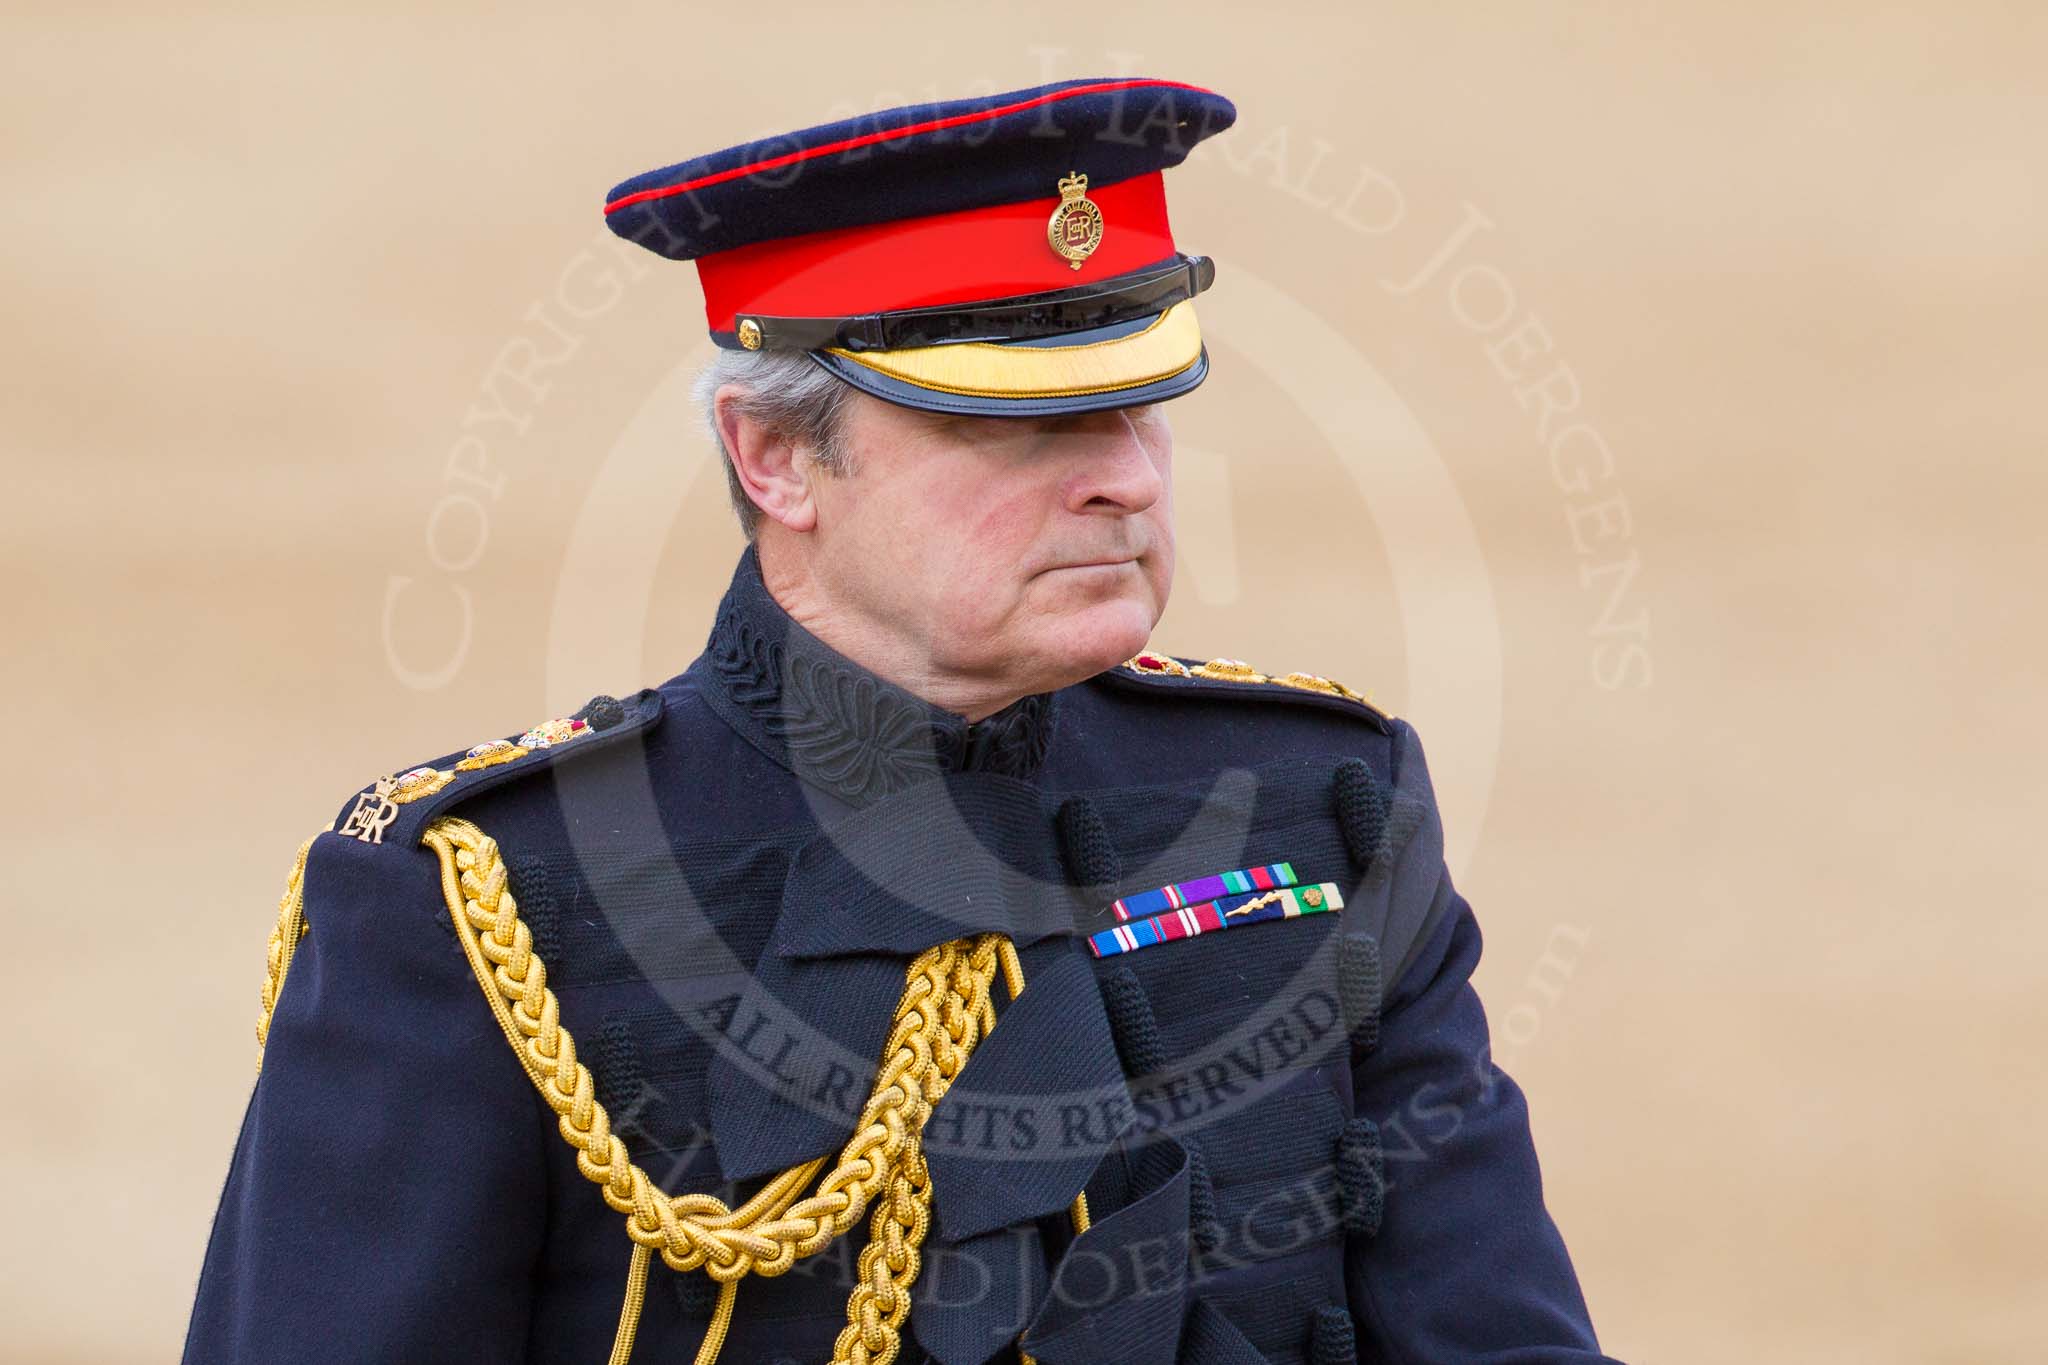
[1047,171,1104,270]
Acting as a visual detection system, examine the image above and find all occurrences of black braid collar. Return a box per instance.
[695,545,1059,807]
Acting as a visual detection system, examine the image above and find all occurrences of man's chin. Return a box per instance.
[1039,594,1161,681]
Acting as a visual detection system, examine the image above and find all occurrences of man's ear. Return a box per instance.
[714,384,818,533]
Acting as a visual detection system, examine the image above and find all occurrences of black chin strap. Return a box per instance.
[716,253,1215,353]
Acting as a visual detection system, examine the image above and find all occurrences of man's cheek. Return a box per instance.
[1146,521,1176,586]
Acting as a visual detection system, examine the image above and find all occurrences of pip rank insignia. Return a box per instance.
[388,766,454,803]
[1121,650,1383,713]
[1088,881,1344,958]
[1047,171,1104,269]
[1109,861,1299,922]
[455,738,529,772]
[518,715,592,749]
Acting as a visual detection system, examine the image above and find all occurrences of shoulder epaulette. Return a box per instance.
[329,688,666,849]
[1096,650,1393,733]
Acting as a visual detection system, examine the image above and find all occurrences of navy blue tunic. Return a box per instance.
[184,545,1616,1364]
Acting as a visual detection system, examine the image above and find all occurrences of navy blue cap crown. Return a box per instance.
[603,77,1236,262]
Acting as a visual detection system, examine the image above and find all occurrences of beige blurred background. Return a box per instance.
[5,4,2044,1361]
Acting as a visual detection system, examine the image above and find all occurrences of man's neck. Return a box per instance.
[755,540,1030,724]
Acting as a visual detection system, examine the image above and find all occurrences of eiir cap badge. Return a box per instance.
[1047,171,1104,269]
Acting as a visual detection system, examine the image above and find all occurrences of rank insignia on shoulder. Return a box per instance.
[454,738,527,772]
[517,714,594,749]
[331,691,662,849]
[1088,879,1345,958]
[337,766,454,843]
[389,766,455,803]
[338,775,400,844]
[1116,649,1389,723]
[451,705,595,774]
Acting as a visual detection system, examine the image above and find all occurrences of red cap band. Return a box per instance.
[694,171,1176,333]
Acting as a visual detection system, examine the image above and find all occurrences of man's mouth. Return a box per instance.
[1053,554,1139,571]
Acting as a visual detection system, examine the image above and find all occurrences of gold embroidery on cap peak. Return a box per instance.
[826,300,1198,400]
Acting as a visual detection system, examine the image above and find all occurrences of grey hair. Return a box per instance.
[692,346,858,539]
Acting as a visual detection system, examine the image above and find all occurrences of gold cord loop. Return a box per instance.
[254,833,319,1070]
[422,816,1084,1365]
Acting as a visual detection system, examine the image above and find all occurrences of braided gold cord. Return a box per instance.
[421,815,1056,1365]
[254,833,320,1071]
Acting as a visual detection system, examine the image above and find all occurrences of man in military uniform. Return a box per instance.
[185,78,1616,1364]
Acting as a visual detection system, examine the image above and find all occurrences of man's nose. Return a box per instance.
[1067,408,1166,515]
